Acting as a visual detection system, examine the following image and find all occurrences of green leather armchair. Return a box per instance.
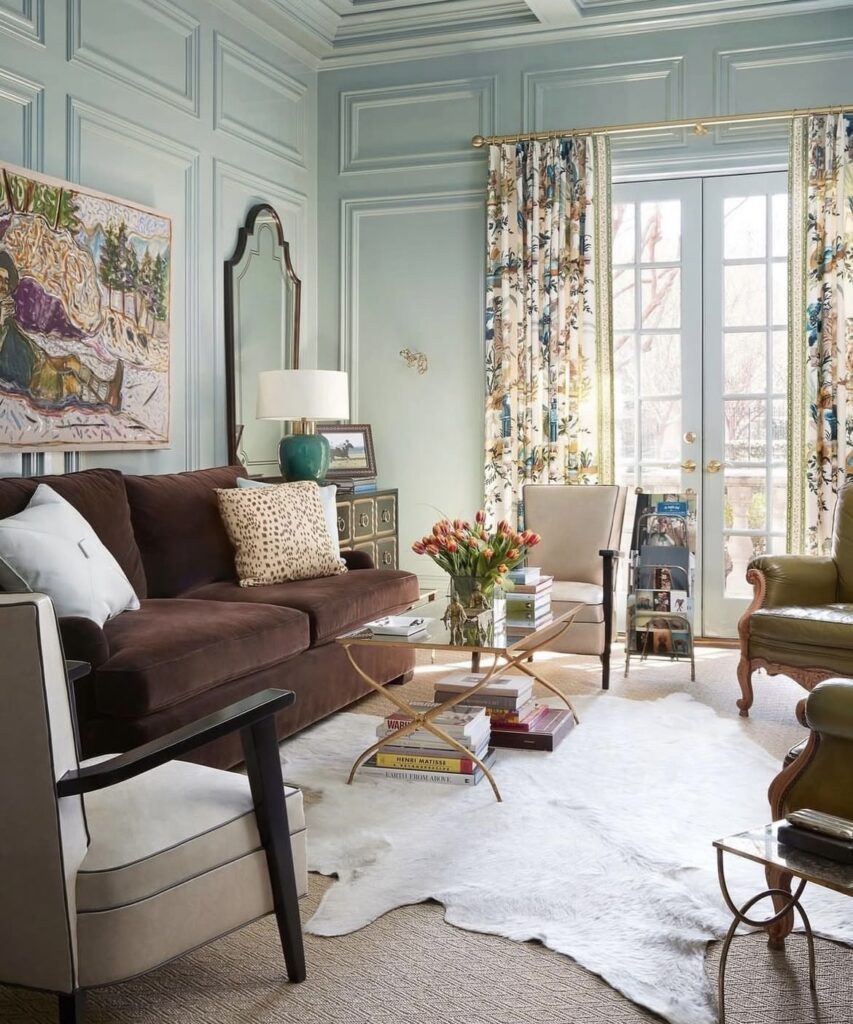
[765,678,853,945]
[736,484,853,718]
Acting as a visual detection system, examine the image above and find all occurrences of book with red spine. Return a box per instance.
[490,708,575,750]
[488,704,551,732]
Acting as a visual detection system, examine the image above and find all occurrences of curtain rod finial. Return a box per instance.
[472,134,486,148]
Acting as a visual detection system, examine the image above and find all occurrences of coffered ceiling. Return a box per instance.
[215,0,853,67]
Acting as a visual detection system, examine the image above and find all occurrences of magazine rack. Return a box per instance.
[625,494,696,681]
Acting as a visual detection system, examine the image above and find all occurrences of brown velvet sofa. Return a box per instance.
[0,465,419,768]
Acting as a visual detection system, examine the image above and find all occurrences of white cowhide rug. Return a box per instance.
[279,692,853,1024]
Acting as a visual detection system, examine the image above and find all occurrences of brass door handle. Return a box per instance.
[681,460,697,473]
[706,459,723,473]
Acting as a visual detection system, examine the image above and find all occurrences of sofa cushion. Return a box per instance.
[216,481,345,586]
[0,468,146,598]
[96,598,309,717]
[124,466,246,598]
[750,604,853,651]
[0,484,140,625]
[187,568,420,645]
[78,759,306,910]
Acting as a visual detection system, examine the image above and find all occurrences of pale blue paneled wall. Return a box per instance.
[317,7,853,577]
[0,0,317,476]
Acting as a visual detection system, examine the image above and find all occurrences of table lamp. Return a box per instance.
[256,369,350,482]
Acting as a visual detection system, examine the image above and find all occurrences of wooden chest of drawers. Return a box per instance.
[335,488,398,570]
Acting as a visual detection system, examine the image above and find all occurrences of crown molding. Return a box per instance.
[209,0,853,72]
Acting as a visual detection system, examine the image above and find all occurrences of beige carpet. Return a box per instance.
[4,647,851,1023]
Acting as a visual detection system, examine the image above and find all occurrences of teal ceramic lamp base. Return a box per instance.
[278,432,330,482]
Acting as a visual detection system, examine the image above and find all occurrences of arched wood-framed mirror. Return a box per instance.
[224,203,302,473]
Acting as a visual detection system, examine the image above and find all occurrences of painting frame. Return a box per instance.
[0,159,173,451]
[317,422,377,480]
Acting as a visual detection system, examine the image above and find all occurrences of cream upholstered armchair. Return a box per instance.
[0,593,306,1024]
[523,484,628,689]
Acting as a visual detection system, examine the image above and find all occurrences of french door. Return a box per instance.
[612,171,788,638]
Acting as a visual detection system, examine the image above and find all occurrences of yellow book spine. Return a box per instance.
[375,752,470,772]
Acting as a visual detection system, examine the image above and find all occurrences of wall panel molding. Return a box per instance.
[68,0,201,117]
[340,190,482,416]
[524,57,686,148]
[213,32,307,167]
[0,0,43,45]
[715,37,853,143]
[67,97,202,468]
[0,68,43,170]
[340,77,496,174]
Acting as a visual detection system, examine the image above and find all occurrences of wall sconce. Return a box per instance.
[400,348,428,374]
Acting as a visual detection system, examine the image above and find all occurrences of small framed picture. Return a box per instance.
[317,423,377,480]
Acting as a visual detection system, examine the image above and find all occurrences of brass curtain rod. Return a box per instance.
[470,104,852,147]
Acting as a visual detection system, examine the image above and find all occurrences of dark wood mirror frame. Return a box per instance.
[224,202,302,467]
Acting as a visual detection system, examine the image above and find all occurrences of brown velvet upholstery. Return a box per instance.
[123,465,246,598]
[187,568,420,645]
[81,639,416,769]
[0,468,147,597]
[1,465,418,768]
[97,599,309,717]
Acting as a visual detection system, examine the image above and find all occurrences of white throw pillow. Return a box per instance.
[237,477,341,559]
[0,484,140,626]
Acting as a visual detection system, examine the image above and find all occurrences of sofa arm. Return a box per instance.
[806,679,853,738]
[748,555,838,608]
[59,615,110,670]
[342,549,374,570]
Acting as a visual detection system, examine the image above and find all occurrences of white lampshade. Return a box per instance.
[256,369,350,421]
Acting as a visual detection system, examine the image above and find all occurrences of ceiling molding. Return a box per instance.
[211,0,853,71]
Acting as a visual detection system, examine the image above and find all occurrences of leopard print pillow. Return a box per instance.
[216,481,346,587]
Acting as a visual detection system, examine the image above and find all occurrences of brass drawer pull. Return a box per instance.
[382,551,393,566]
[381,509,392,524]
[359,512,370,527]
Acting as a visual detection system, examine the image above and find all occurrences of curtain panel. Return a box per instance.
[789,112,853,554]
[483,136,613,529]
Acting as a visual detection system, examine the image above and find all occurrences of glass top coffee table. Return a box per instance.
[336,597,582,801]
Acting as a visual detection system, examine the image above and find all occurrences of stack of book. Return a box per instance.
[505,568,553,636]
[360,702,494,786]
[432,672,575,752]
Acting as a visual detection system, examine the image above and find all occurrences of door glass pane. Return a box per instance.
[772,398,787,460]
[614,334,635,461]
[771,262,787,325]
[640,334,681,395]
[613,268,635,329]
[772,330,787,393]
[640,399,680,461]
[639,467,681,492]
[724,332,766,393]
[724,196,766,258]
[772,194,788,258]
[641,268,681,328]
[725,472,767,531]
[771,473,787,532]
[612,203,635,263]
[724,264,766,326]
[641,201,680,262]
[725,400,767,461]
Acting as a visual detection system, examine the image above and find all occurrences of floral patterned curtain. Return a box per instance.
[484,136,613,530]
[789,113,853,554]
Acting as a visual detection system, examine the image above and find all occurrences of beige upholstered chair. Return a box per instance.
[523,484,628,689]
[0,593,307,1024]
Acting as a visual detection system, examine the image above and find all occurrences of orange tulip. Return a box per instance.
[507,548,519,560]
[483,547,494,560]
[412,540,426,554]
[497,563,509,574]
[446,538,458,553]
[475,509,487,524]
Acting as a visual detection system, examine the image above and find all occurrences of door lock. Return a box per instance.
[706,459,723,473]
[680,459,697,473]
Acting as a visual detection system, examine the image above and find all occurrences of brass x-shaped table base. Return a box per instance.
[341,616,579,802]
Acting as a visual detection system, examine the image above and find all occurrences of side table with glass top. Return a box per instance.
[714,822,853,1023]
[336,596,583,801]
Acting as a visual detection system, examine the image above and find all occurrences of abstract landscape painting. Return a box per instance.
[0,162,171,449]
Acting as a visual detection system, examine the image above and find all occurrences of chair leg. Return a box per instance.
[241,717,306,983]
[600,650,611,691]
[58,991,85,1024]
[736,657,754,717]
[765,865,795,949]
